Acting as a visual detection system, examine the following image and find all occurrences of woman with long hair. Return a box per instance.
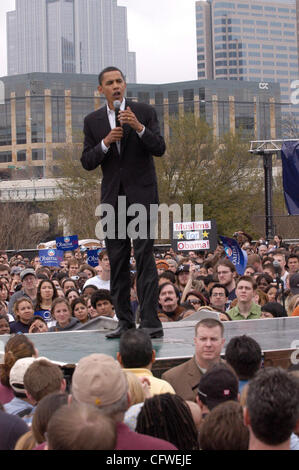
[34,279,58,328]
[0,334,37,405]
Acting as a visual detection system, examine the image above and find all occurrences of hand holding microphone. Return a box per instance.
[103,100,123,147]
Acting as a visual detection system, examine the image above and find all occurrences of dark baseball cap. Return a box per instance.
[197,364,239,410]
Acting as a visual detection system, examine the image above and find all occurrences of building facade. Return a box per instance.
[7,0,136,82]
[0,72,281,179]
[196,0,298,115]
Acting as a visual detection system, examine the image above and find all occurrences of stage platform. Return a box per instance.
[1,317,299,378]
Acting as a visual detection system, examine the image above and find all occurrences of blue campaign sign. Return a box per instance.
[56,235,79,251]
[219,236,248,275]
[39,249,64,267]
[87,249,102,267]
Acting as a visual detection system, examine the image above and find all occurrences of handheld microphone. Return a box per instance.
[113,100,121,128]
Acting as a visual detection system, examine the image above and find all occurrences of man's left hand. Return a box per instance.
[119,107,144,133]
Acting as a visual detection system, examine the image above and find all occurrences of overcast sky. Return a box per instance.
[0,0,198,83]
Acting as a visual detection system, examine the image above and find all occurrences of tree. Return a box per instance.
[50,141,101,239]
[155,113,265,238]
[0,203,47,250]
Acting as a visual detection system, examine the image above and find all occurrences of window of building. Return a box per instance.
[215,69,228,75]
[17,151,26,162]
[216,51,227,58]
[216,60,228,66]
[137,92,150,104]
[0,152,12,163]
[32,150,44,161]
[251,4,262,10]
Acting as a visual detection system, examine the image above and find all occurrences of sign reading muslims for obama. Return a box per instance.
[172,220,218,252]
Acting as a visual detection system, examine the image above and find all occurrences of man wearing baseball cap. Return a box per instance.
[8,268,38,317]
[196,363,239,416]
[70,353,177,450]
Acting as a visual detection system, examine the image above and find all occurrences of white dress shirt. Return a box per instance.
[101,99,145,154]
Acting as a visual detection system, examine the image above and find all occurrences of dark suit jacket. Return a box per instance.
[161,356,203,402]
[81,100,165,209]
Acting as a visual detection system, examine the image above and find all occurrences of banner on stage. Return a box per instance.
[219,235,248,275]
[172,219,217,252]
[56,235,79,251]
[39,249,64,267]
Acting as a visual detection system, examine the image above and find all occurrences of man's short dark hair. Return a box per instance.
[225,335,262,380]
[209,283,229,298]
[98,67,126,85]
[246,367,299,446]
[91,289,113,309]
[216,259,237,273]
[158,271,176,284]
[119,329,153,369]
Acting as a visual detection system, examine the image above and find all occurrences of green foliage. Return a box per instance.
[155,113,265,238]
[50,143,101,239]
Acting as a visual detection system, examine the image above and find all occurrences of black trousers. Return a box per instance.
[105,195,162,329]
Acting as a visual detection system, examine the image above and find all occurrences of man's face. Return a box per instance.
[236,280,254,303]
[288,257,299,274]
[22,274,37,291]
[217,266,234,287]
[210,287,227,309]
[159,284,178,312]
[244,267,255,277]
[194,325,225,365]
[258,245,268,257]
[99,255,110,273]
[98,70,127,108]
[0,270,10,279]
[95,299,114,318]
[69,264,79,276]
[273,254,286,271]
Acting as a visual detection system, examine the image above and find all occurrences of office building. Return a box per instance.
[196,0,298,117]
[0,72,281,178]
[7,0,136,81]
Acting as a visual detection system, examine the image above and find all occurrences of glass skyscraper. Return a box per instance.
[196,0,298,116]
[7,0,136,82]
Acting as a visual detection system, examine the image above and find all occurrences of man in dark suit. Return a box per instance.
[81,66,165,339]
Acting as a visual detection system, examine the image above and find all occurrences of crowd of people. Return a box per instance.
[0,232,299,450]
[0,233,298,335]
